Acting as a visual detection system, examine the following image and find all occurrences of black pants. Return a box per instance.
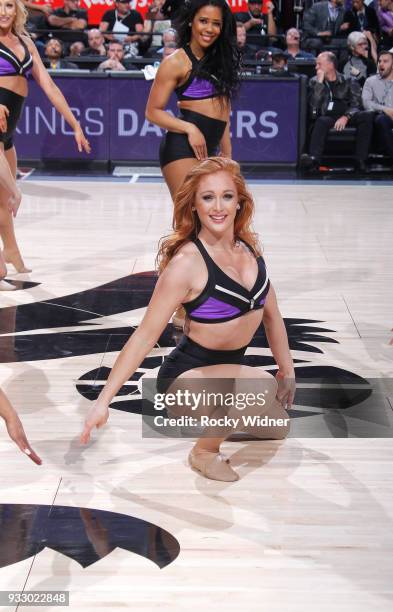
[374,113,393,159]
[309,111,374,162]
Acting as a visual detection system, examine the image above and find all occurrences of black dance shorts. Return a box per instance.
[159,109,227,169]
[0,87,25,151]
[156,335,248,394]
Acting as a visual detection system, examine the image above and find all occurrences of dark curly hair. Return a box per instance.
[174,0,242,101]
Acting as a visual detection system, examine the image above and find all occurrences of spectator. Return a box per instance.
[81,29,107,56]
[377,0,393,47]
[47,0,88,46]
[362,50,393,164]
[161,0,182,21]
[237,0,278,48]
[269,50,293,74]
[285,27,315,59]
[44,38,78,70]
[303,0,347,56]
[143,0,171,48]
[342,0,380,36]
[69,41,86,57]
[23,0,52,23]
[300,51,374,172]
[236,21,258,60]
[342,31,377,86]
[162,41,177,59]
[144,26,177,57]
[100,0,143,45]
[97,40,126,72]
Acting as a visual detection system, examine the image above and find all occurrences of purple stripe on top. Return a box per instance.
[182,77,216,99]
[190,296,241,320]
[0,57,16,76]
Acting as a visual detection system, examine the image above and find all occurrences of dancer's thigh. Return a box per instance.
[162,157,200,200]
[164,364,289,439]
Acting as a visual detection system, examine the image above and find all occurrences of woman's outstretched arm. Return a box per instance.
[25,38,91,154]
[80,252,194,443]
[263,285,296,409]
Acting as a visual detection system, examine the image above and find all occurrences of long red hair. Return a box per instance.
[156,157,261,274]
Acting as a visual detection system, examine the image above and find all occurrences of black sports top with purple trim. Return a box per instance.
[183,239,270,324]
[175,45,220,101]
[0,36,33,78]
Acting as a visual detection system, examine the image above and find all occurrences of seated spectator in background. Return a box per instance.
[97,40,126,72]
[47,0,88,46]
[44,38,78,69]
[143,0,171,49]
[237,0,278,48]
[162,41,177,59]
[23,0,52,25]
[269,50,294,74]
[100,0,143,48]
[342,0,380,37]
[301,51,374,172]
[377,0,393,46]
[342,31,377,85]
[69,41,85,57]
[362,50,393,164]
[236,21,258,60]
[285,27,315,59]
[143,25,177,57]
[303,0,347,55]
[162,0,181,20]
[81,29,107,56]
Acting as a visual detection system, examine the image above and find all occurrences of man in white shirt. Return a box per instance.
[362,49,393,161]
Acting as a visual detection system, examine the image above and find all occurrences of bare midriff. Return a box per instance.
[177,97,229,122]
[185,308,264,351]
[0,75,28,97]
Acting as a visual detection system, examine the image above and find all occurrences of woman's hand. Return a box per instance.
[5,413,42,465]
[187,125,208,160]
[80,400,110,444]
[0,104,9,133]
[275,370,296,410]
[74,124,91,154]
[7,186,22,218]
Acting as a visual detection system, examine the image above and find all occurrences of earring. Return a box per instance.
[191,207,196,211]
[236,204,241,210]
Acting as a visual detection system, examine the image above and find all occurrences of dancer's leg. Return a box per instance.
[166,364,290,481]
[163,157,201,327]
[0,146,31,273]
[0,144,21,208]
[162,157,200,200]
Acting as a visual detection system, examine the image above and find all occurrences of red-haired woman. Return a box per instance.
[81,158,295,482]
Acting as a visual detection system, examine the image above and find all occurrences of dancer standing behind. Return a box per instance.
[145,0,242,199]
[0,0,90,289]
[81,158,295,483]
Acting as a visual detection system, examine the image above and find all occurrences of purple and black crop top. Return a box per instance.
[182,239,270,324]
[175,45,219,101]
[0,36,33,78]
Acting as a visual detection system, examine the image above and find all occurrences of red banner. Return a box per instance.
[28,0,253,26]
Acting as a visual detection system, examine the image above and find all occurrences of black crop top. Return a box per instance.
[175,45,220,101]
[182,238,270,324]
[0,36,33,77]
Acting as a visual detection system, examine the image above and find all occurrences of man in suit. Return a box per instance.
[342,0,380,36]
[303,0,347,55]
[44,39,78,70]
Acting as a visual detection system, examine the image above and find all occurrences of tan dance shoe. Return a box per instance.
[188,449,239,482]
